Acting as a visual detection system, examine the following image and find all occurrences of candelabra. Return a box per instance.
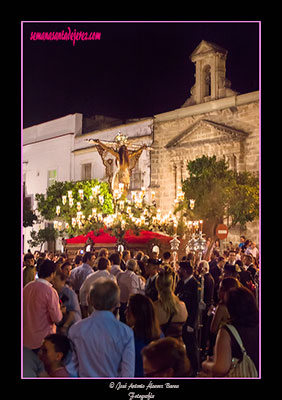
[169,234,180,270]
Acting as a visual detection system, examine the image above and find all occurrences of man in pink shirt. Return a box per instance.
[23,259,63,351]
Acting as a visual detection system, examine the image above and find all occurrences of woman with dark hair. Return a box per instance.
[208,277,241,357]
[210,277,241,335]
[142,337,191,377]
[201,286,259,376]
[126,293,163,377]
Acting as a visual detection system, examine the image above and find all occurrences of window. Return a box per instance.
[81,163,92,180]
[47,170,57,188]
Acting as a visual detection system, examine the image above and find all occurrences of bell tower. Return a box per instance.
[183,40,238,106]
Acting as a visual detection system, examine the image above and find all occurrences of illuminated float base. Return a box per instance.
[64,228,187,261]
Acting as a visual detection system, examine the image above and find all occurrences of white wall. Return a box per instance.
[22,114,153,253]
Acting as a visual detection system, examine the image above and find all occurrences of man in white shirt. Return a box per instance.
[69,252,95,294]
[79,257,116,318]
[109,252,123,276]
[116,258,145,323]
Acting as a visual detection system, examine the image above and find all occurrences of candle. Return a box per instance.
[78,189,84,200]
[119,200,124,210]
[92,186,100,196]
[199,220,203,231]
[67,190,73,198]
[92,208,97,216]
[127,206,131,214]
[69,198,73,207]
[53,220,58,229]
[77,202,81,211]
[72,218,76,227]
[190,199,195,210]
[98,195,104,205]
[151,191,155,201]
[56,206,60,216]
[62,195,67,205]
[119,183,124,193]
[113,189,119,200]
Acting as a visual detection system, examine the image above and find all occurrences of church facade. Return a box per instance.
[150,41,259,243]
[22,40,259,252]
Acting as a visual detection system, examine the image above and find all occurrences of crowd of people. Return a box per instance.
[22,235,260,378]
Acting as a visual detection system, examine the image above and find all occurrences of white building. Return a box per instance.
[22,113,153,253]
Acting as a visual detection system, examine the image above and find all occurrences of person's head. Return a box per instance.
[119,144,129,165]
[162,251,171,262]
[225,286,259,327]
[223,263,239,279]
[109,252,121,266]
[211,250,219,260]
[217,256,225,269]
[141,337,191,377]
[218,277,241,302]
[61,253,67,262]
[240,235,246,243]
[89,278,120,311]
[98,248,109,259]
[53,271,67,293]
[74,254,83,266]
[156,266,178,316]
[61,261,72,277]
[122,250,130,262]
[145,258,160,277]
[24,253,35,267]
[178,261,193,281]
[185,252,196,266]
[126,258,138,272]
[82,251,95,266]
[38,259,57,281]
[156,265,176,291]
[136,251,144,261]
[243,254,253,266]
[126,293,161,342]
[97,256,111,271]
[39,334,71,371]
[228,250,236,263]
[197,260,209,275]
[251,241,257,249]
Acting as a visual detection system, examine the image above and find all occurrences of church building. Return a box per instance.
[22,40,259,252]
[150,40,259,243]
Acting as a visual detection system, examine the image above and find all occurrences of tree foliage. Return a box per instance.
[23,196,38,228]
[35,179,114,237]
[180,155,259,234]
[27,226,59,250]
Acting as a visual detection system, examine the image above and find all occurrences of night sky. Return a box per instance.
[22,21,260,129]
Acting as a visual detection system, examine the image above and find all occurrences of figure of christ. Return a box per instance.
[90,139,147,193]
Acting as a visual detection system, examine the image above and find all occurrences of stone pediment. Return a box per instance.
[190,40,227,60]
[165,119,248,149]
